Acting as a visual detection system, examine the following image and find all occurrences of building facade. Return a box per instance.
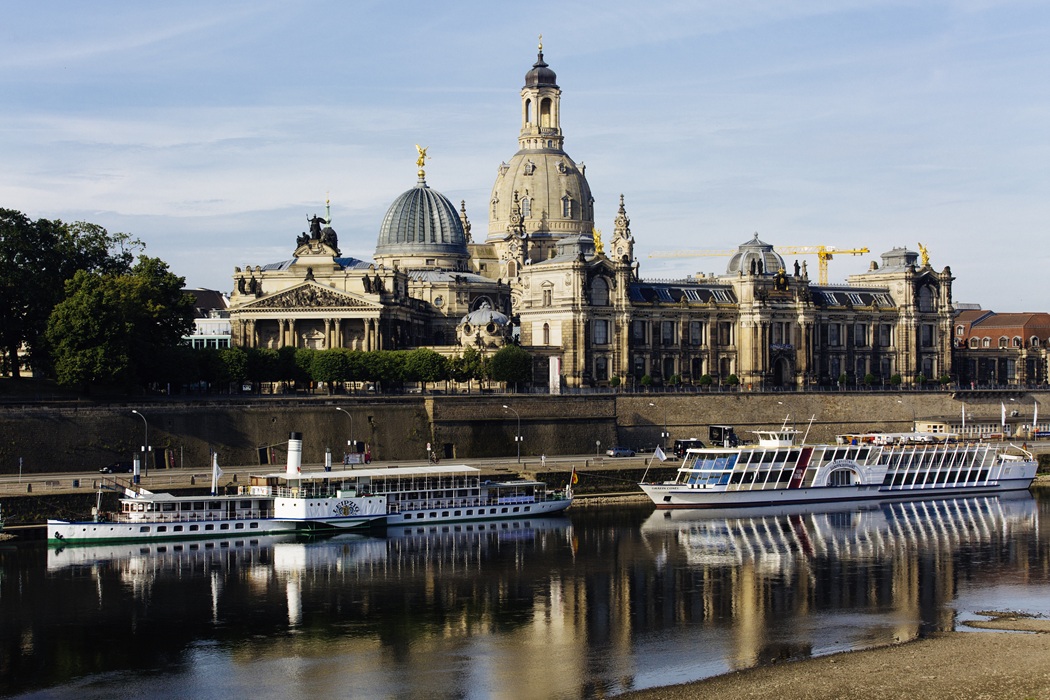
[228,46,961,391]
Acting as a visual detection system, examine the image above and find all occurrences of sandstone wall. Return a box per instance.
[1,390,1045,474]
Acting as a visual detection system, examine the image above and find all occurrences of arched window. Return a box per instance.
[590,277,609,306]
[956,325,965,336]
[1013,336,1023,348]
[542,323,550,345]
[982,337,991,348]
[917,286,936,313]
[561,196,572,218]
[525,99,532,125]
[1031,336,1041,348]
[998,336,1008,348]
[969,337,979,349]
[540,98,552,128]
[521,197,531,217]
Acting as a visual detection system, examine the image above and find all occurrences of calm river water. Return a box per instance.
[2,490,1049,699]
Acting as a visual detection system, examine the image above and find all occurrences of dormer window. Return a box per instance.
[561,196,572,218]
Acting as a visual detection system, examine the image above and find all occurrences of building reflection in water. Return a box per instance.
[5,494,1045,698]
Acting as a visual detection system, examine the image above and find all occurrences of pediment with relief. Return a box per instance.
[242,283,379,311]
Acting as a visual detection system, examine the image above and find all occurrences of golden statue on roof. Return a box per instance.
[415,144,428,169]
[592,227,604,256]
[918,241,930,267]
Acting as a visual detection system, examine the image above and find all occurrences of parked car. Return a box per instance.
[606,447,635,458]
[99,461,133,474]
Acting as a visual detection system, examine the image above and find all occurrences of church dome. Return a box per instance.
[376,174,468,261]
[525,50,558,88]
[458,302,512,348]
[726,233,786,276]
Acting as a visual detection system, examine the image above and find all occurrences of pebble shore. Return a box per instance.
[618,614,1050,699]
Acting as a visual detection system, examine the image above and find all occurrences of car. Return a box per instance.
[99,461,133,474]
[606,447,635,458]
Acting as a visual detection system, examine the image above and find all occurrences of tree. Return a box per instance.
[0,210,139,377]
[890,374,902,387]
[449,347,484,391]
[310,350,348,394]
[488,345,531,389]
[45,256,193,390]
[220,347,249,388]
[727,374,740,388]
[864,372,876,387]
[404,348,447,393]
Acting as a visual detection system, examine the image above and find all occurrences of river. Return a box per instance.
[2,490,1048,699]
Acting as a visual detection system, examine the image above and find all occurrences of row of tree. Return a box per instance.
[1,208,194,389]
[171,345,533,394]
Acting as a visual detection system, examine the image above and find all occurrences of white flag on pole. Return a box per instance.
[1001,401,1007,428]
[211,453,223,495]
[654,445,668,462]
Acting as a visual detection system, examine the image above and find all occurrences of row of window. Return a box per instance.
[959,335,1047,349]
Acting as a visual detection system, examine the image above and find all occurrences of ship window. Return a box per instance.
[157,526,167,532]
[139,526,149,533]
[205,524,214,531]
[174,525,183,532]
[235,523,244,529]
[189,525,199,531]
[220,523,229,530]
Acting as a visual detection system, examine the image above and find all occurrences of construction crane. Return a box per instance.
[648,245,870,285]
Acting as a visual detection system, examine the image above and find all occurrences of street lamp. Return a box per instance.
[649,401,668,448]
[335,407,354,452]
[131,409,148,479]
[502,404,521,463]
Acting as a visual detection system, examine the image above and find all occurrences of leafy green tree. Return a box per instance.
[220,347,249,388]
[310,350,348,394]
[641,374,653,389]
[45,256,193,390]
[448,347,484,391]
[698,374,713,388]
[405,348,447,392]
[727,374,740,387]
[864,372,876,387]
[890,374,902,387]
[489,345,531,389]
[0,210,138,376]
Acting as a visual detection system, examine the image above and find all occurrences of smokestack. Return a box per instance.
[286,432,303,477]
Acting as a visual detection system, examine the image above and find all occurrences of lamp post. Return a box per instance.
[502,404,521,463]
[335,407,354,460]
[649,401,668,449]
[131,409,148,479]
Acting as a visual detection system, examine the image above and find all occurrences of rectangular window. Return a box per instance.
[542,288,552,307]
[718,322,733,346]
[689,321,703,346]
[828,323,841,347]
[632,320,647,342]
[921,324,935,348]
[854,323,868,347]
[593,319,609,345]
[879,324,893,348]
[661,321,675,345]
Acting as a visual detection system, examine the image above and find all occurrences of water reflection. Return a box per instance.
[2,495,1047,699]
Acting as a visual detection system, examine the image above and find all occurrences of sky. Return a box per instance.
[2,1,1049,311]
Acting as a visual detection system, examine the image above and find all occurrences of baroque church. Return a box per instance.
[228,45,955,391]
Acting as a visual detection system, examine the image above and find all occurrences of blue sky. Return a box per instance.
[2,1,1048,310]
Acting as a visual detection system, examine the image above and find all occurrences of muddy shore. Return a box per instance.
[619,613,1050,699]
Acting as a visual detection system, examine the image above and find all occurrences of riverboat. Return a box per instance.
[252,463,573,527]
[639,426,1037,509]
[47,435,386,545]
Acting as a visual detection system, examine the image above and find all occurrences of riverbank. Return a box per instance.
[619,613,1050,699]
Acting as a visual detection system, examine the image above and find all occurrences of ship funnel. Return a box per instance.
[286,432,303,477]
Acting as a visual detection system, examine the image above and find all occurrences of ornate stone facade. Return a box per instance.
[229,47,958,391]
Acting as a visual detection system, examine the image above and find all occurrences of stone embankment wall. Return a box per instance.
[0,391,1046,474]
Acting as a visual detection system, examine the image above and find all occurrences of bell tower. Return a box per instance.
[519,36,563,153]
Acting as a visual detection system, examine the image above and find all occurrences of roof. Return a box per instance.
[629,282,737,305]
[184,289,229,318]
[261,464,480,481]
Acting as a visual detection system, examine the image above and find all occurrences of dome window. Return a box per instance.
[521,197,531,217]
[561,196,573,218]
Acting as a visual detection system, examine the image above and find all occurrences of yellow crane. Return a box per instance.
[648,245,870,285]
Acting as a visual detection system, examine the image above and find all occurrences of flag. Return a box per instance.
[570,467,579,485]
[1034,402,1039,432]
[654,445,668,462]
[961,404,966,432]
[1001,401,1007,428]
[210,453,224,496]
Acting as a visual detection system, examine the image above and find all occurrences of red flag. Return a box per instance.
[570,467,579,485]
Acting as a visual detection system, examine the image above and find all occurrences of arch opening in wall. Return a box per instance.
[540,98,552,128]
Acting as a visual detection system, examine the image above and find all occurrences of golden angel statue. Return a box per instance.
[415,144,428,169]
[917,242,930,267]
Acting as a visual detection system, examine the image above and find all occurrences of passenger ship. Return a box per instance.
[640,426,1037,509]
[49,433,571,545]
[48,434,387,545]
[251,463,573,527]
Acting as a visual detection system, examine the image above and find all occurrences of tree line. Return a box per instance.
[181,345,533,395]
